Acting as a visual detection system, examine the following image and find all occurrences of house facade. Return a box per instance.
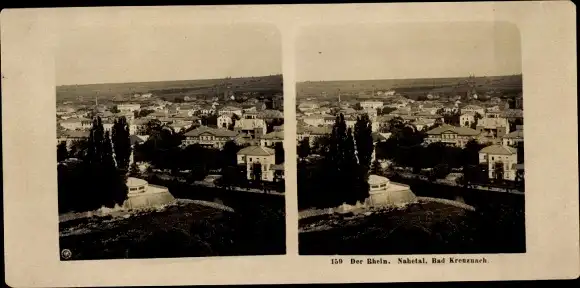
[479,145,518,181]
[360,101,384,110]
[234,118,266,139]
[460,112,476,127]
[502,129,524,147]
[217,114,234,129]
[260,131,284,148]
[218,106,243,117]
[182,126,238,149]
[117,103,141,113]
[237,146,276,182]
[424,124,481,147]
[476,111,510,138]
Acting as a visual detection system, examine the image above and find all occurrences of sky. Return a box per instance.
[296,22,522,82]
[56,24,281,85]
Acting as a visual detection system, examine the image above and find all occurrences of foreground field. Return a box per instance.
[59,200,285,260]
[299,201,525,255]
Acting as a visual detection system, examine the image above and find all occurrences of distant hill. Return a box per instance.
[296,75,522,101]
[57,75,283,104]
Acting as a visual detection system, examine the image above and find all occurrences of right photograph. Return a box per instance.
[296,22,525,255]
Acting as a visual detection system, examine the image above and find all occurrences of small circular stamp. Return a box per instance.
[61,249,72,260]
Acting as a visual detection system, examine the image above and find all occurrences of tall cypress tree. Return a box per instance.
[353,114,373,203]
[342,128,359,204]
[103,130,128,207]
[354,113,374,170]
[112,116,131,172]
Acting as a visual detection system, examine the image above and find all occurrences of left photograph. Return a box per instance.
[56,24,285,260]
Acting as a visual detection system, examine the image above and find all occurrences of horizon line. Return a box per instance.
[56,73,284,88]
[296,73,523,83]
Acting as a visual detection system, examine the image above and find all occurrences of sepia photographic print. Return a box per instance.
[296,22,526,255]
[56,24,286,260]
[2,3,578,286]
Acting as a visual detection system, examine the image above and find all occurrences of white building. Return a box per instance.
[502,129,524,147]
[218,106,243,117]
[217,114,234,129]
[117,103,141,113]
[460,112,476,127]
[476,111,510,138]
[260,131,284,148]
[237,146,276,182]
[234,118,267,139]
[479,145,518,181]
[298,102,319,112]
[364,175,417,208]
[303,114,325,127]
[359,101,384,110]
[461,105,485,116]
[59,117,92,131]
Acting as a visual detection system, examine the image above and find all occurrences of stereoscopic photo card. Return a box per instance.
[2,2,578,286]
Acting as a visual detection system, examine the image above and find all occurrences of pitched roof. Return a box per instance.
[462,105,484,110]
[257,109,283,119]
[479,144,517,155]
[426,124,480,136]
[372,132,388,142]
[130,134,145,145]
[297,123,332,135]
[501,109,524,118]
[221,106,242,111]
[61,117,91,123]
[60,130,90,138]
[261,131,284,140]
[237,145,275,156]
[183,126,238,137]
[503,130,524,139]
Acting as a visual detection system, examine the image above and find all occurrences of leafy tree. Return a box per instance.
[221,140,240,168]
[129,162,140,177]
[462,139,486,166]
[311,135,331,155]
[266,118,284,133]
[387,117,405,133]
[432,163,450,179]
[135,109,154,118]
[274,142,284,164]
[297,138,311,159]
[146,119,163,135]
[57,141,69,162]
[69,139,89,159]
[380,106,396,115]
[442,112,461,126]
[112,116,131,171]
[370,159,382,175]
[201,114,218,127]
